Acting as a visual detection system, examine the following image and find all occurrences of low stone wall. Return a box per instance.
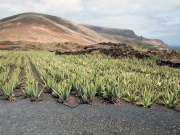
[55,43,180,68]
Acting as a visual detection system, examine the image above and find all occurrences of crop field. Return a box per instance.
[0,50,179,110]
[0,50,10,56]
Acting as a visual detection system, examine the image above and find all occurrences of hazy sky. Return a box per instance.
[0,0,180,46]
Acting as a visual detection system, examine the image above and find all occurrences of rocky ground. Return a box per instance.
[56,43,180,68]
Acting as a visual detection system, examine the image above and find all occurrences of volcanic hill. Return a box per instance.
[0,13,109,45]
[0,13,170,49]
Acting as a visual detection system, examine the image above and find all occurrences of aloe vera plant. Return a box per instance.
[79,79,96,103]
[23,81,33,97]
[40,71,49,83]
[53,81,71,101]
[86,83,96,101]
[105,83,113,99]
[123,84,139,103]
[54,73,63,83]
[2,82,15,101]
[40,72,55,92]
[79,79,89,102]
[70,74,80,91]
[111,86,123,101]
[46,77,56,91]
[31,81,43,100]
[0,71,9,83]
[95,78,105,96]
[137,89,158,107]
[124,90,139,103]
[71,80,80,91]
[104,78,123,102]
[11,74,20,89]
[162,89,180,108]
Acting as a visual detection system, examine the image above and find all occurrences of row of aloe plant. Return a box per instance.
[27,51,180,108]
[2,68,21,101]
[0,52,22,101]
[22,55,43,100]
[0,52,16,73]
[0,67,10,85]
[31,62,71,102]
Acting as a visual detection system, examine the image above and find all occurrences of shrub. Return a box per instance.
[149,54,161,63]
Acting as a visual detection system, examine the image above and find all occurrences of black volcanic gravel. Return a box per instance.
[0,99,179,135]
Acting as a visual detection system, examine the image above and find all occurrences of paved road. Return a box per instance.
[0,99,179,135]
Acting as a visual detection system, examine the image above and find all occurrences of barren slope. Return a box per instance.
[82,24,170,49]
[0,13,109,45]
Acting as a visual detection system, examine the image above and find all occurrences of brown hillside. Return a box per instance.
[0,13,109,45]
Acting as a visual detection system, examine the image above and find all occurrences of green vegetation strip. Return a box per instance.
[27,51,180,108]
[0,50,179,109]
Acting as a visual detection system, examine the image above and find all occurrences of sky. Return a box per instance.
[0,0,180,46]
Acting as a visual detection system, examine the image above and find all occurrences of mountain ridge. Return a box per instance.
[82,24,170,49]
[81,24,138,38]
[0,12,170,49]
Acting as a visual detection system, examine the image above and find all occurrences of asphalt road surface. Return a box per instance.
[0,99,179,135]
